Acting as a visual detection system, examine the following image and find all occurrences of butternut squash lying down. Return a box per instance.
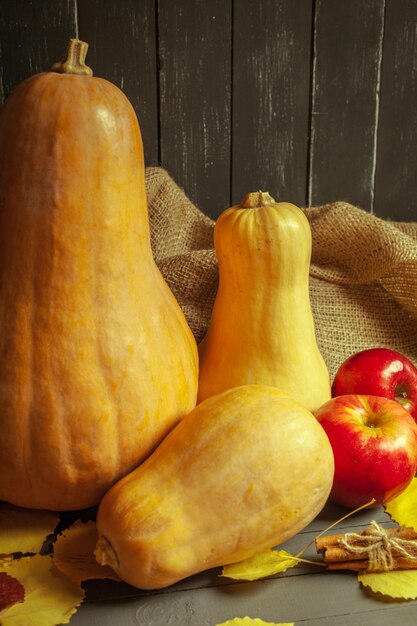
[95,385,334,589]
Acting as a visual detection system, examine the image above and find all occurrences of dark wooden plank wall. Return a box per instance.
[374,0,417,221]
[0,0,416,221]
[309,0,385,211]
[232,0,312,208]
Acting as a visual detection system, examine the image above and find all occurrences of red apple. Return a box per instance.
[315,394,417,509]
[332,348,417,422]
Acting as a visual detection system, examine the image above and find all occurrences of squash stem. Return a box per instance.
[94,535,120,571]
[51,38,93,76]
[239,191,276,209]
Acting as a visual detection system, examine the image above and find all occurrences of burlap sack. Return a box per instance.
[146,166,417,379]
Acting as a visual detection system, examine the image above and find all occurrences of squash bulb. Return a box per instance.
[198,191,331,411]
[95,385,334,590]
[0,39,198,510]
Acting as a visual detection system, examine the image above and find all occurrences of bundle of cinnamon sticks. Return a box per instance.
[316,523,417,572]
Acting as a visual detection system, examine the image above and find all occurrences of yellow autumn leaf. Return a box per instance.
[216,617,294,626]
[0,554,84,625]
[385,477,417,529]
[359,570,417,600]
[0,503,59,555]
[221,550,298,581]
[53,519,120,582]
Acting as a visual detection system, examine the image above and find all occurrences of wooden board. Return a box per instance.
[308,0,385,212]
[0,0,77,100]
[71,578,417,626]
[232,0,312,208]
[0,38,5,105]
[158,0,232,217]
[373,0,417,220]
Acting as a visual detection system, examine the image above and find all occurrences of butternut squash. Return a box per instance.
[198,191,331,411]
[0,40,198,511]
[95,385,334,590]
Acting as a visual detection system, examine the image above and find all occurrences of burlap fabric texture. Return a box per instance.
[146,166,417,379]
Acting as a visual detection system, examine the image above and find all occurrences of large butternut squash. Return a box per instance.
[0,40,198,511]
[95,385,334,589]
[198,191,331,411]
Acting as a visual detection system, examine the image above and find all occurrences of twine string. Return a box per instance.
[340,521,417,572]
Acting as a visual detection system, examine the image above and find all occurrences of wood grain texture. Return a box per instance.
[309,0,385,211]
[232,0,313,208]
[374,0,417,220]
[0,38,4,106]
[158,0,232,218]
[1,2,416,221]
[70,599,417,626]
[77,0,159,165]
[0,0,77,99]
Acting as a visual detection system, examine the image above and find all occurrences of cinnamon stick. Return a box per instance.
[315,524,417,572]
[325,557,417,572]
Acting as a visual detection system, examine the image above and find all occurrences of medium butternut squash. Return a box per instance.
[198,191,331,411]
[95,385,334,590]
[0,40,198,511]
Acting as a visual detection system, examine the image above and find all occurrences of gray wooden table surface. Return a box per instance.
[69,502,417,626]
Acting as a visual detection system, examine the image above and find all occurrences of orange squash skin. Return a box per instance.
[197,196,331,411]
[95,385,334,590]
[0,71,198,510]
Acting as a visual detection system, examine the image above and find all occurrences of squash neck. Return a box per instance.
[51,39,93,76]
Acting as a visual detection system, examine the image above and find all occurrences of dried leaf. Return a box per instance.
[385,478,417,530]
[0,554,84,625]
[0,571,25,611]
[216,617,294,626]
[221,550,298,581]
[359,570,417,600]
[0,503,59,555]
[53,520,120,582]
